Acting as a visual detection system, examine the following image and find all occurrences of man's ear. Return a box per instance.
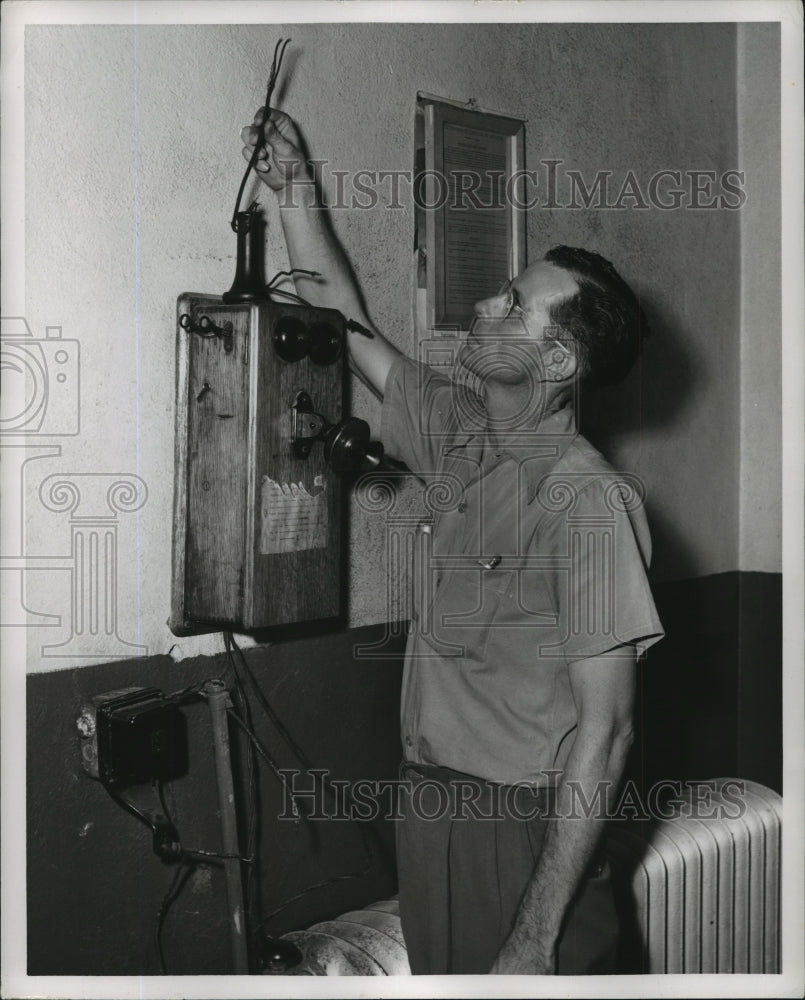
[544,338,578,383]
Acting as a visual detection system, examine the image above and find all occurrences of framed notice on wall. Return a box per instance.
[416,93,526,332]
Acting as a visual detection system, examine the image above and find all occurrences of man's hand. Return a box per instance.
[239,105,401,397]
[490,648,637,977]
[240,107,310,192]
[490,928,556,975]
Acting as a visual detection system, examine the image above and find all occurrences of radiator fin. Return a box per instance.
[607,778,781,974]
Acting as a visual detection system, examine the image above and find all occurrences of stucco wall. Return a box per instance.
[17,21,781,671]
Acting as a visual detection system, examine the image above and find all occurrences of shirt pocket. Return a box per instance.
[423,565,510,661]
[485,558,561,658]
[509,559,559,622]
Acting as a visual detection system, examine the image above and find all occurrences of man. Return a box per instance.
[242,108,664,975]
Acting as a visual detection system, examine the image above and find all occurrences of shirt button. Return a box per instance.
[457,501,467,513]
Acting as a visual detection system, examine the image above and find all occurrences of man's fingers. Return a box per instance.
[239,107,302,188]
[255,106,289,126]
[253,106,290,130]
[240,142,267,161]
[241,145,270,166]
[241,144,272,173]
[240,124,260,146]
[241,113,296,156]
[265,129,296,158]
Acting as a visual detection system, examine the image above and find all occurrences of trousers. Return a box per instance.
[395,763,619,975]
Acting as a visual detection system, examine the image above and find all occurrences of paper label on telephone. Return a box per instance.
[260,475,328,554]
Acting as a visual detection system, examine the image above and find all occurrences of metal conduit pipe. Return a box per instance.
[203,679,250,974]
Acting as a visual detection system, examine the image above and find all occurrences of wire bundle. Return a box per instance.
[230,37,291,231]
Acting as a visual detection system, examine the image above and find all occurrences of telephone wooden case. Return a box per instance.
[170,293,346,634]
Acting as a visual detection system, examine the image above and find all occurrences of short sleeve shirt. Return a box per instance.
[381,355,664,786]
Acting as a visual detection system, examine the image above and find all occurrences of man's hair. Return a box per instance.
[544,245,650,389]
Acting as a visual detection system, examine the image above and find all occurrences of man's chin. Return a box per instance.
[455,342,546,396]
[456,339,514,377]
[456,338,488,371]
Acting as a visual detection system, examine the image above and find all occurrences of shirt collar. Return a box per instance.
[443,391,578,504]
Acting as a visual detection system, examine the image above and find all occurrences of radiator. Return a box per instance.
[607,777,782,974]
[282,777,781,976]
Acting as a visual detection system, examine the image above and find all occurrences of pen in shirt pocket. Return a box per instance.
[477,556,502,570]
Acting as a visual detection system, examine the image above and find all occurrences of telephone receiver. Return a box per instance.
[291,391,383,474]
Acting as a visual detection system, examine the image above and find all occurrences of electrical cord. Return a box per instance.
[222,650,259,843]
[226,636,382,845]
[106,784,156,830]
[227,633,313,770]
[230,37,290,231]
[222,636,380,937]
[104,659,381,962]
[264,270,376,342]
[150,769,257,972]
[100,681,261,972]
[222,632,262,961]
[225,702,293,793]
[156,780,254,864]
[225,701,374,936]
[264,286,314,307]
[256,869,373,929]
[105,779,247,972]
[267,267,321,293]
[154,857,198,974]
[107,780,253,864]
[161,681,208,705]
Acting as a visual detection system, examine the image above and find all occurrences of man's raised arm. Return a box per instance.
[241,107,401,398]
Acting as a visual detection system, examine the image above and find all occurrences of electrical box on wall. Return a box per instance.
[170,293,349,635]
[78,687,189,786]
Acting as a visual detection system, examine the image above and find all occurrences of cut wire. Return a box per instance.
[228,633,312,769]
[226,704,290,789]
[223,632,262,962]
[182,846,255,864]
[156,779,254,864]
[154,858,198,974]
[107,784,162,836]
[256,866,372,928]
[267,268,321,287]
[264,286,313,308]
[230,37,291,231]
[223,637,379,936]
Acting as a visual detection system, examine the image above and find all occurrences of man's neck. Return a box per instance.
[481,381,572,450]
